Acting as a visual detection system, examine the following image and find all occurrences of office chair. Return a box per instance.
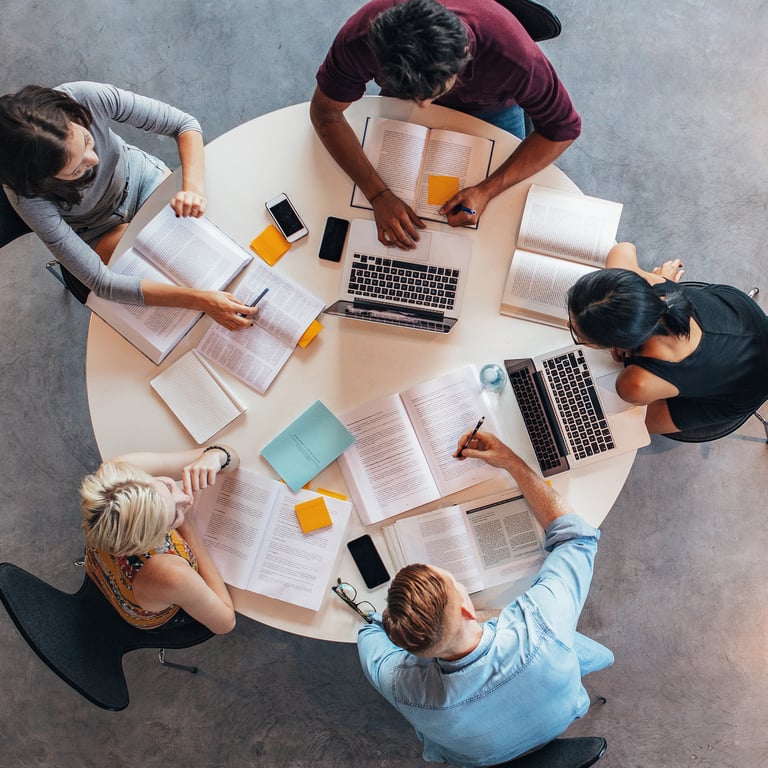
[491,737,607,768]
[494,0,562,42]
[662,283,768,444]
[0,562,214,711]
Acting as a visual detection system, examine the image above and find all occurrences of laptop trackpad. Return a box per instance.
[387,230,432,262]
[597,371,633,414]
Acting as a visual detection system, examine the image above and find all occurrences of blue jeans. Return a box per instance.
[574,631,615,677]
[468,103,527,139]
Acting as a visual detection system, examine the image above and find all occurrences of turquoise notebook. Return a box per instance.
[261,400,355,492]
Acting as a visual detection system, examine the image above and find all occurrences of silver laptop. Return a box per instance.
[324,219,471,333]
[505,345,650,477]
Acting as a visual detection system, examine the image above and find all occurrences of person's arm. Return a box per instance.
[357,617,407,694]
[606,242,685,285]
[111,444,240,494]
[455,430,571,530]
[170,130,206,218]
[309,87,425,249]
[440,133,574,227]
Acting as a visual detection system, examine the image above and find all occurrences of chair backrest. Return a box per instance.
[494,0,562,42]
[0,562,213,710]
[492,737,607,768]
[0,187,31,248]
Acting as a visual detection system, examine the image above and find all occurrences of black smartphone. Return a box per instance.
[318,216,349,262]
[347,534,390,589]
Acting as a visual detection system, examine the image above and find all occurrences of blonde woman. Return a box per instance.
[81,445,238,634]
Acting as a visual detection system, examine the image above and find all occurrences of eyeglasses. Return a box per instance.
[331,578,376,623]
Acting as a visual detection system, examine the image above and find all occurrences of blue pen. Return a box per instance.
[451,204,477,216]
[238,286,269,318]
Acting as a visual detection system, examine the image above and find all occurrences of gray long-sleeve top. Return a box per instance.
[6,81,202,303]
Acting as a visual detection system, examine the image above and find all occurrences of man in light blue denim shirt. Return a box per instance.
[358,431,613,766]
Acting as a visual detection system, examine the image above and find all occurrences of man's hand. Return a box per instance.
[439,183,492,228]
[454,430,519,468]
[372,189,425,248]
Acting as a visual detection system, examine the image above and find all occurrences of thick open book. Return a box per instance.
[383,490,545,594]
[337,366,505,526]
[195,261,324,394]
[86,206,252,363]
[189,468,352,611]
[150,349,247,444]
[500,185,623,328]
[352,117,494,225]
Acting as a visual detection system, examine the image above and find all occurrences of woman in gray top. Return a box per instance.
[0,82,255,329]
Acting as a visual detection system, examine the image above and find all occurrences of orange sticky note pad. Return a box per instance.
[316,487,348,501]
[297,319,323,348]
[427,175,460,206]
[250,224,290,266]
[295,497,333,533]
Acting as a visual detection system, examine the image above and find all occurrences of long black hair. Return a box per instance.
[567,268,693,350]
[0,85,94,207]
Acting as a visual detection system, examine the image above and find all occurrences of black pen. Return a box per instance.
[238,287,269,317]
[457,416,485,458]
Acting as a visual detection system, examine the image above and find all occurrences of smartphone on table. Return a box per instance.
[347,534,390,589]
[265,193,308,243]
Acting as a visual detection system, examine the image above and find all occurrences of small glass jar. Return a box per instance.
[479,363,507,393]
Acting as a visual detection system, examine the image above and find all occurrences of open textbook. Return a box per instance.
[196,261,324,394]
[383,490,546,594]
[337,366,506,526]
[86,206,252,363]
[500,185,623,328]
[189,468,352,611]
[351,117,494,225]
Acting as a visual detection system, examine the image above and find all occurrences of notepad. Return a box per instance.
[261,400,355,492]
[150,350,247,444]
[295,497,333,533]
[427,174,460,206]
[250,224,290,266]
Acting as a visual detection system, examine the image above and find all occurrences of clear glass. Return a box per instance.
[479,363,507,392]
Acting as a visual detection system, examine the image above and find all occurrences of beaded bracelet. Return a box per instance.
[203,444,231,469]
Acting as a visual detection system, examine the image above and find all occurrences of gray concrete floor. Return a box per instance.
[1,1,767,766]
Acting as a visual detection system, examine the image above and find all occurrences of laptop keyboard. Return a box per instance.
[507,366,566,473]
[542,350,615,460]
[348,253,460,310]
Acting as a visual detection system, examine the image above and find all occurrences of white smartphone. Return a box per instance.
[265,193,308,243]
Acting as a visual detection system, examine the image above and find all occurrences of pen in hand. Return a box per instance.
[238,286,269,318]
[451,204,477,216]
[456,416,485,458]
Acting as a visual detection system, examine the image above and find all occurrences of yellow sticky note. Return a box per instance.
[316,487,348,501]
[250,224,290,266]
[427,175,460,206]
[295,497,333,533]
[297,319,323,348]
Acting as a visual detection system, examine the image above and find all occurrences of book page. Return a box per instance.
[352,117,429,209]
[248,488,352,611]
[414,128,493,221]
[85,247,201,363]
[133,206,251,289]
[188,471,283,590]
[463,493,545,590]
[386,505,485,593]
[150,350,246,443]
[400,366,504,497]
[518,185,623,266]
[337,394,440,525]
[500,249,597,327]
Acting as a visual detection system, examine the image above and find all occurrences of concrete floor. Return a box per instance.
[1,1,767,766]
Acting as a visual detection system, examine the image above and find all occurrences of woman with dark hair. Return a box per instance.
[0,82,255,329]
[567,242,768,434]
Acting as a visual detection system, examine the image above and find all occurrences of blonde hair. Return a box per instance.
[80,462,168,556]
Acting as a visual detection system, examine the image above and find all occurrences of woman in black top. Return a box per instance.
[567,242,768,434]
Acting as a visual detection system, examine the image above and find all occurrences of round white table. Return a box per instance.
[86,97,635,641]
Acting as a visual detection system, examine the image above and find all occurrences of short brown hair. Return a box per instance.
[382,564,449,654]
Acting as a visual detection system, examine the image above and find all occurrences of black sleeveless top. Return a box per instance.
[625,281,768,429]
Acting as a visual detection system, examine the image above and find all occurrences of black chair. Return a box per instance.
[491,737,607,768]
[495,0,562,42]
[0,562,214,711]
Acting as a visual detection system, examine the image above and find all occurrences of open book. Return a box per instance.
[189,468,352,611]
[383,491,545,594]
[352,117,494,225]
[337,366,505,526]
[86,206,252,363]
[500,185,623,328]
[195,261,324,394]
[150,349,247,444]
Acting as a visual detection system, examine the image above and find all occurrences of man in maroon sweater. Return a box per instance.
[311,0,581,249]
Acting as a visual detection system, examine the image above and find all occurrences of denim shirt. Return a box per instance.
[357,514,601,767]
